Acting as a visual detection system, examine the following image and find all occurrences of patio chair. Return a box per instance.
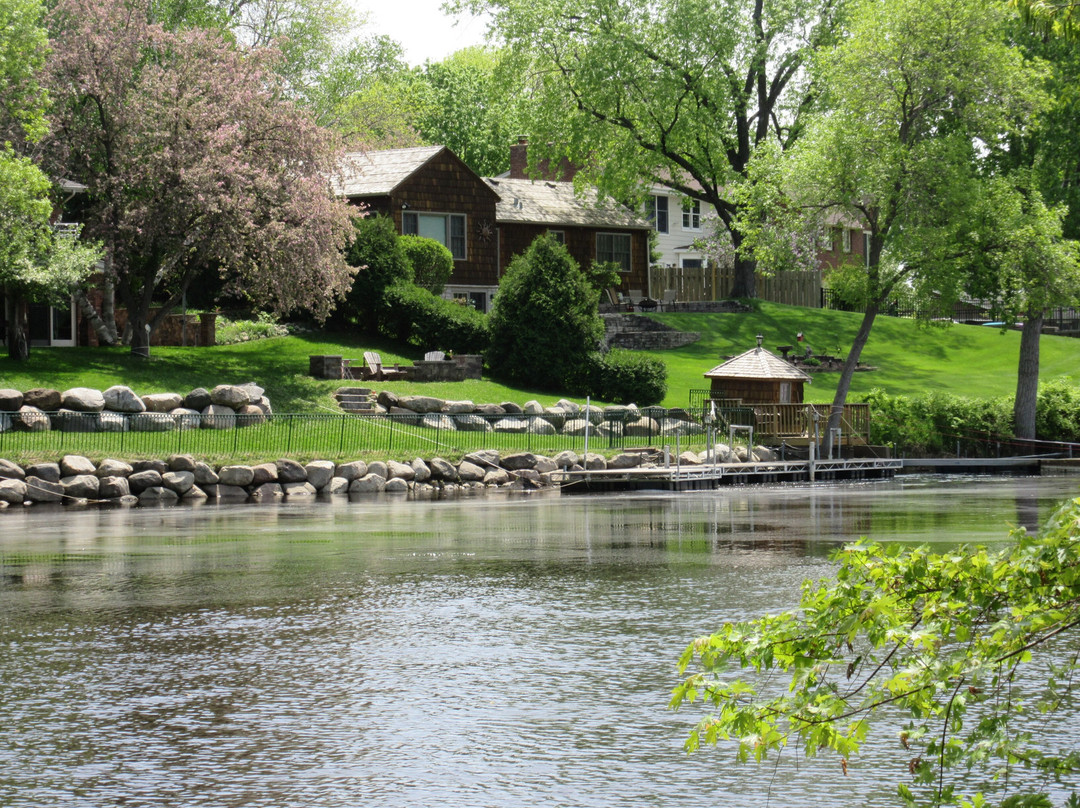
[362,351,409,381]
[424,350,445,361]
[660,289,678,311]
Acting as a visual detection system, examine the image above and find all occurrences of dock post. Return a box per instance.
[809,440,816,482]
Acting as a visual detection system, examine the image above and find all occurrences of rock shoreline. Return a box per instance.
[0,443,779,509]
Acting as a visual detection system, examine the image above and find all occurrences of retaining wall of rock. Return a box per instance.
[0,443,779,509]
[0,384,271,433]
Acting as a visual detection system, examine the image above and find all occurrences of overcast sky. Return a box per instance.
[350,1,491,65]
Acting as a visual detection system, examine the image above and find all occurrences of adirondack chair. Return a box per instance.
[362,351,408,381]
[424,350,446,361]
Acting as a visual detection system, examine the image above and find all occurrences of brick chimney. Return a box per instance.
[508,137,579,182]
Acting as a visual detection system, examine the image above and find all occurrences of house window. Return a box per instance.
[596,232,632,273]
[647,195,669,234]
[402,212,467,260]
[682,199,701,230]
[863,231,872,267]
[820,227,835,252]
[548,230,566,244]
[842,228,852,253]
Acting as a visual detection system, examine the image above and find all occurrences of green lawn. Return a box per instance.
[3,302,1078,414]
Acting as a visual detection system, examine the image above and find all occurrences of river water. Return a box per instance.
[0,476,1077,808]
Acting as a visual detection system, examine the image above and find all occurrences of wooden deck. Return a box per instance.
[707,402,871,444]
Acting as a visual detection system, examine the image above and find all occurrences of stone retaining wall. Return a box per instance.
[0,443,782,509]
[0,384,271,433]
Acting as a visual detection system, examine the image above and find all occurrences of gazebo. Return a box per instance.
[703,335,811,404]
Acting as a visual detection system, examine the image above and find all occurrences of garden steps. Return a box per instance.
[602,314,700,350]
[334,387,376,413]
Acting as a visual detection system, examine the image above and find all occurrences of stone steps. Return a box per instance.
[335,387,376,413]
[602,314,700,350]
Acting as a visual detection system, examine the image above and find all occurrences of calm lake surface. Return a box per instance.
[1,476,1078,808]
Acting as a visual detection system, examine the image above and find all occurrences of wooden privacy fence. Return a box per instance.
[648,264,822,308]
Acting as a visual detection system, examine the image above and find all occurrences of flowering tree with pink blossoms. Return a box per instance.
[45,0,356,355]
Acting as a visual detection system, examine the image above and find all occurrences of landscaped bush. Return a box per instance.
[864,388,1013,456]
[215,312,289,344]
[572,349,667,406]
[380,284,489,354]
[341,215,413,331]
[400,235,453,295]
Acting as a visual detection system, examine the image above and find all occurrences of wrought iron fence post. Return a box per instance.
[338,414,346,455]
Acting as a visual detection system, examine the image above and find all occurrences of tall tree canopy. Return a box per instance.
[453,0,847,297]
[45,0,355,356]
[747,0,1044,452]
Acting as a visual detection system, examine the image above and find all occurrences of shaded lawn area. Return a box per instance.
[650,302,1080,409]
[0,330,599,413]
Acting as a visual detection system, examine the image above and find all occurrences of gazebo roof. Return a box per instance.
[704,337,812,383]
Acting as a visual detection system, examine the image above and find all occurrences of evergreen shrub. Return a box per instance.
[573,349,667,406]
[380,284,489,354]
[400,235,453,295]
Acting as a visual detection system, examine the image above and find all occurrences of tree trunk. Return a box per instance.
[729,254,757,299]
[127,310,151,358]
[1013,312,1043,441]
[3,288,28,361]
[824,303,879,457]
[74,288,117,346]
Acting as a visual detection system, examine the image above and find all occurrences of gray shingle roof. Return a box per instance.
[704,346,812,382]
[334,146,446,197]
[484,177,651,230]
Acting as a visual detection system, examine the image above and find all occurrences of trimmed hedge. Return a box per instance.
[380,284,489,355]
[572,349,667,406]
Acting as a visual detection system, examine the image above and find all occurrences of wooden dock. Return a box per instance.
[556,458,903,493]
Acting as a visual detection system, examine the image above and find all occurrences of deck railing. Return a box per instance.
[691,393,871,442]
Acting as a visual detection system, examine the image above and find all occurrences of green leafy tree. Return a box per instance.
[487,235,604,391]
[451,0,847,297]
[747,0,1045,454]
[400,234,453,295]
[341,215,413,333]
[673,494,1080,808]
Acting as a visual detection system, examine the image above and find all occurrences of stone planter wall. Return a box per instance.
[0,384,271,434]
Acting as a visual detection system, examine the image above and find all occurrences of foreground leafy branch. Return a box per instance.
[672,497,1080,807]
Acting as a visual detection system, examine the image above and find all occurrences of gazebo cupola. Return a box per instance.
[703,334,812,405]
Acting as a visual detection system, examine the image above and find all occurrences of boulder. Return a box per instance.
[410,458,431,482]
[555,399,580,415]
[103,385,146,413]
[502,452,538,471]
[200,404,236,429]
[533,455,558,474]
[561,418,591,437]
[141,392,183,413]
[583,453,607,470]
[61,455,97,477]
[193,462,219,486]
[384,477,409,493]
[21,388,61,411]
[251,463,278,485]
[235,404,266,426]
[98,412,128,432]
[334,460,368,481]
[453,414,492,432]
[304,461,335,489]
[397,395,445,414]
[624,417,661,438]
[61,475,100,499]
[249,482,285,500]
[183,485,208,501]
[61,387,105,412]
[456,461,486,482]
[420,413,456,431]
[492,417,528,434]
[275,458,307,483]
[553,450,579,469]
[169,408,201,430]
[15,405,50,431]
[366,460,389,479]
[162,471,195,495]
[24,476,63,502]
[542,408,566,430]
[386,460,414,481]
[387,406,420,425]
[753,446,778,462]
[428,457,457,481]
[98,476,131,499]
[139,486,179,504]
[0,478,27,504]
[203,484,248,501]
[581,405,604,425]
[0,389,24,410]
[441,399,475,414]
[325,477,350,495]
[464,449,500,468]
[183,388,212,411]
[282,481,317,497]
[130,412,175,432]
[523,400,544,415]
[349,473,386,493]
[128,469,163,494]
[54,410,100,432]
[210,384,250,409]
[25,462,60,482]
[96,458,133,478]
[168,454,197,472]
[475,403,506,416]
[0,459,25,480]
[527,417,557,435]
[679,451,703,466]
[253,396,273,416]
[482,468,510,486]
[132,459,168,474]
[376,390,399,409]
[499,401,523,414]
[238,382,265,403]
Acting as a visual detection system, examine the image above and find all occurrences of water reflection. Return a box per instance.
[0,476,1077,808]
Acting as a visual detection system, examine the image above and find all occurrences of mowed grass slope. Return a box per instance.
[2,302,1078,412]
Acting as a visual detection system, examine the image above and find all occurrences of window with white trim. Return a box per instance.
[682,199,701,230]
[647,195,669,234]
[548,230,565,244]
[842,227,852,253]
[596,232,632,273]
[402,212,467,260]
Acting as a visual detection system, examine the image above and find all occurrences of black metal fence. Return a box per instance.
[0,409,711,463]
